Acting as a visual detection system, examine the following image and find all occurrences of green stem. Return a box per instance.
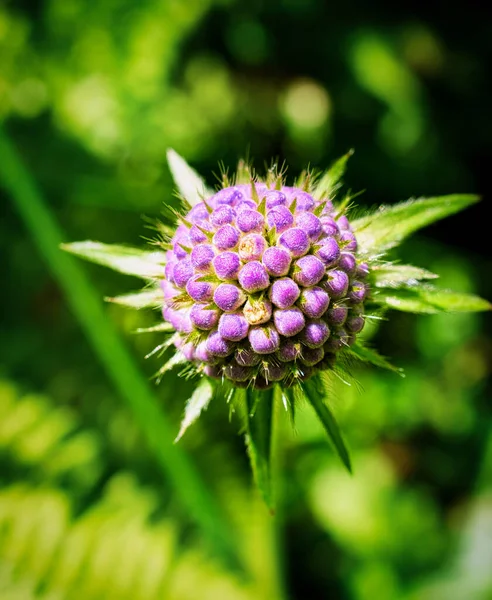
[0,127,242,570]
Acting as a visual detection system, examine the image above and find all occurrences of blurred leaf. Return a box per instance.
[371,264,438,288]
[61,241,166,279]
[167,148,212,207]
[245,388,275,510]
[106,288,164,309]
[375,285,491,313]
[303,378,352,473]
[353,194,480,254]
[135,322,175,333]
[175,379,214,442]
[345,341,404,375]
[313,150,354,199]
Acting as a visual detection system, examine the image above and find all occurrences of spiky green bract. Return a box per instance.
[374,285,492,314]
[301,376,352,473]
[106,288,164,309]
[176,379,214,441]
[371,264,438,288]
[61,241,167,279]
[353,194,480,255]
[245,387,275,510]
[347,341,404,376]
[313,149,354,199]
[166,148,212,206]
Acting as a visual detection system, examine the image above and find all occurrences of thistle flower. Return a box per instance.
[63,149,490,508]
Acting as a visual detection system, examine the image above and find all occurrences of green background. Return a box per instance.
[1,1,491,598]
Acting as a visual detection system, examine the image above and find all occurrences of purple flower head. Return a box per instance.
[206,329,235,357]
[269,278,300,309]
[213,225,240,250]
[262,246,292,277]
[292,191,315,211]
[265,190,287,208]
[190,304,220,330]
[301,319,331,348]
[326,305,348,326]
[320,216,340,237]
[238,261,270,293]
[213,251,241,280]
[338,252,357,275]
[340,231,358,252]
[296,212,322,241]
[298,286,330,319]
[213,283,246,312]
[292,255,325,287]
[186,275,215,302]
[238,234,267,261]
[349,281,368,304]
[323,269,349,299]
[173,259,194,289]
[249,324,280,354]
[214,187,243,205]
[191,244,215,272]
[315,237,340,266]
[278,227,310,257]
[210,205,236,228]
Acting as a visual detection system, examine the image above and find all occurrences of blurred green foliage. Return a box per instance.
[0,0,491,598]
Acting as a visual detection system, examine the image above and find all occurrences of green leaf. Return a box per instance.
[374,284,491,314]
[304,377,352,473]
[134,322,175,334]
[371,264,438,288]
[313,150,354,199]
[175,379,214,442]
[353,194,480,255]
[345,341,404,376]
[167,148,212,207]
[106,288,164,309]
[61,241,166,279]
[245,387,275,510]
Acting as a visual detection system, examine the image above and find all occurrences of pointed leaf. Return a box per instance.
[167,149,212,207]
[313,150,354,199]
[371,264,438,288]
[374,284,491,314]
[353,194,480,255]
[61,241,166,279]
[304,377,352,473]
[106,288,164,309]
[175,379,214,442]
[245,387,275,510]
[345,341,404,375]
[135,322,175,334]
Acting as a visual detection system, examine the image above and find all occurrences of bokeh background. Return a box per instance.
[1,0,491,598]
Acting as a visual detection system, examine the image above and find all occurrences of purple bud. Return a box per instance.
[345,315,365,333]
[173,259,194,288]
[236,199,257,212]
[274,307,305,337]
[265,190,287,208]
[204,365,222,378]
[218,312,249,341]
[210,205,236,227]
[326,305,348,325]
[238,234,267,261]
[356,262,370,279]
[186,275,215,302]
[189,225,209,244]
[165,260,176,284]
[235,347,261,367]
[276,339,302,362]
[188,203,210,223]
[214,188,243,205]
[296,212,322,241]
[323,269,349,299]
[213,251,241,280]
[349,281,368,304]
[278,227,310,257]
[261,362,288,382]
[180,342,196,361]
[213,283,246,312]
[338,252,356,275]
[300,346,325,366]
[292,255,325,287]
[324,327,347,352]
[301,319,330,348]
[190,304,220,330]
[337,215,350,230]
[249,324,280,354]
[292,191,315,211]
[195,340,216,364]
[206,330,235,357]
[298,286,330,318]
[320,216,340,237]
[213,225,240,250]
[236,210,265,233]
[166,309,193,334]
[191,244,215,272]
[173,241,189,259]
[238,261,270,293]
[243,297,272,325]
[315,237,340,266]
[340,231,358,252]
[224,364,255,382]
[266,206,294,233]
[269,278,301,309]
[262,246,292,277]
